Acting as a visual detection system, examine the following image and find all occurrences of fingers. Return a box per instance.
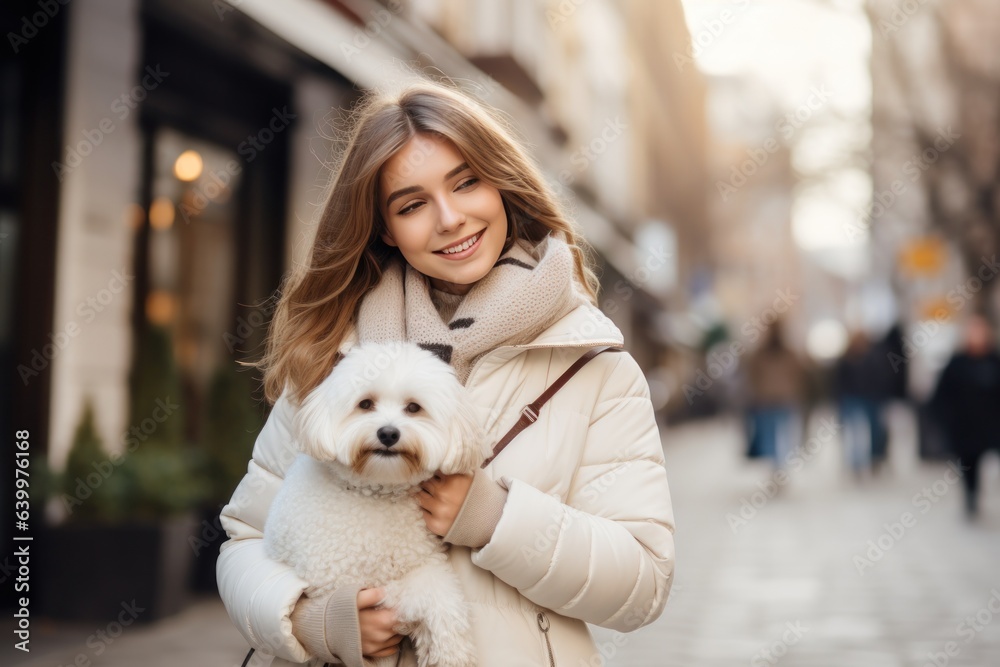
[360,604,400,634]
[363,633,402,658]
[413,487,432,504]
[357,587,386,609]
[419,473,446,494]
[368,636,403,658]
[359,607,403,656]
[416,482,436,501]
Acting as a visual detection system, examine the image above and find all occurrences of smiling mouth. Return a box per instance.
[435,230,484,254]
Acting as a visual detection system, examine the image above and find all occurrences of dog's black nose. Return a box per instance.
[376,426,400,447]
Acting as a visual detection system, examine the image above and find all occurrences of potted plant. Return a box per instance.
[35,325,209,623]
[188,360,263,592]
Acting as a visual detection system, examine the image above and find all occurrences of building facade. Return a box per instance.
[2,0,703,547]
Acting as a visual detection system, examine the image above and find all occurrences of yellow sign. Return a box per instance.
[918,297,953,322]
[899,237,945,276]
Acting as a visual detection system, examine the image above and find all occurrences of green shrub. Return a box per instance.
[59,400,120,521]
[202,362,263,506]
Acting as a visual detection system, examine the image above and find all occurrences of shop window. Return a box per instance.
[142,127,243,438]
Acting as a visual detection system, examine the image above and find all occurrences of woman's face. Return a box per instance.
[379,133,508,296]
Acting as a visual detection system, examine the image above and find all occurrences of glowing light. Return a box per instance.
[173,150,203,182]
[149,196,175,230]
[806,319,848,361]
[146,290,177,325]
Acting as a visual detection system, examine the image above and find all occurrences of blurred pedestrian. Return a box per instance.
[929,314,1000,517]
[744,323,807,467]
[834,331,890,477]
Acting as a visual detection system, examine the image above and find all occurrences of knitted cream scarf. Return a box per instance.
[356,232,587,385]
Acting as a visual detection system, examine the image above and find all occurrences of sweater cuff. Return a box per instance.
[443,468,509,548]
[290,584,365,667]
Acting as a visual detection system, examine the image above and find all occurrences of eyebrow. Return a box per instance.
[384,162,471,209]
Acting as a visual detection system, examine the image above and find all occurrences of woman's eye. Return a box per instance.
[456,177,478,190]
[405,402,421,414]
[359,399,373,410]
[398,201,423,215]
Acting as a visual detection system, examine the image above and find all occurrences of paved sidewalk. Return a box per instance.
[8,406,1000,666]
[592,406,1000,666]
[6,593,254,667]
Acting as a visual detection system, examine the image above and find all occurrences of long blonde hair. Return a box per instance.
[256,80,601,405]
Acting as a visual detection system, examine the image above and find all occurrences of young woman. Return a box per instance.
[217,80,675,667]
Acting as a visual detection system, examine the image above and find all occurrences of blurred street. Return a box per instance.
[9,409,1000,667]
[594,409,1000,666]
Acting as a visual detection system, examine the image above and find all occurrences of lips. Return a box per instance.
[435,230,484,254]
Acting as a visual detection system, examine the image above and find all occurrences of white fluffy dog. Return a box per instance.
[264,341,486,667]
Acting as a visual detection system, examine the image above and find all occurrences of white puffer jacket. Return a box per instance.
[217,302,675,666]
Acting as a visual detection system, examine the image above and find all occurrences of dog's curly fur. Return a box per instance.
[265,342,487,667]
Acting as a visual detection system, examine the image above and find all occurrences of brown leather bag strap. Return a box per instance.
[481,345,621,469]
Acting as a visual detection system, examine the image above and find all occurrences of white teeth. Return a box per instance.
[441,232,481,254]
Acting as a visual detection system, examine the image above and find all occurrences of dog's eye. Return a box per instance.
[405,402,421,414]
[358,399,374,410]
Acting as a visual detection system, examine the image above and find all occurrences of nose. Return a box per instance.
[376,426,400,447]
[437,198,466,233]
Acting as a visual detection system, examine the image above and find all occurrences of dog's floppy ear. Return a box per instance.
[293,384,342,462]
[441,400,487,474]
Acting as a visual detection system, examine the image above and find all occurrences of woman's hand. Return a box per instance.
[357,588,404,658]
[414,472,474,536]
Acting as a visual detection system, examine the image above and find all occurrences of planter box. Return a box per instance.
[36,514,198,623]
[189,505,227,593]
